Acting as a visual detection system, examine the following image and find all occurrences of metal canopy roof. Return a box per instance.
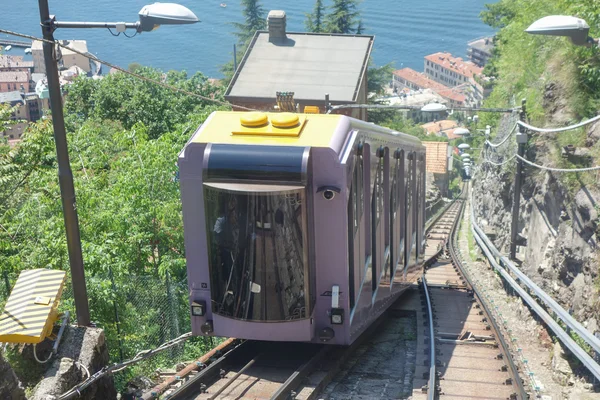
[226,32,373,103]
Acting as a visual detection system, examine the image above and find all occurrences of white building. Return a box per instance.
[32,40,90,74]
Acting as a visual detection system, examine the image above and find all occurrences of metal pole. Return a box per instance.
[233,44,237,73]
[39,0,90,326]
[509,99,527,260]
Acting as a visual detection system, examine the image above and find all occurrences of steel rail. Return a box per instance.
[421,274,436,400]
[450,200,527,399]
[471,227,600,381]
[470,204,600,355]
[166,340,250,399]
[270,345,330,400]
[420,193,464,399]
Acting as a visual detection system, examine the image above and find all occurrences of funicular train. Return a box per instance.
[178,111,426,345]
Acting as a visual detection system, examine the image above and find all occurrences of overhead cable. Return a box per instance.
[0,28,254,112]
[516,154,600,172]
[57,332,192,400]
[481,154,516,166]
[485,123,517,148]
[517,114,600,133]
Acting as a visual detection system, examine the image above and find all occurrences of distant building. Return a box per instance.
[423,141,450,196]
[423,52,486,107]
[32,39,90,74]
[225,10,373,121]
[392,68,466,107]
[424,52,483,88]
[467,36,494,67]
[381,89,448,123]
[0,55,34,72]
[421,119,463,140]
[0,71,31,93]
[0,91,28,140]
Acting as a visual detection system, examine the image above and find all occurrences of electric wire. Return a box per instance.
[57,331,192,400]
[0,28,255,112]
[481,154,516,166]
[515,154,600,172]
[484,123,517,148]
[33,343,53,364]
[517,114,600,133]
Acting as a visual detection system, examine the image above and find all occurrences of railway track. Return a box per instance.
[414,188,527,399]
[146,190,529,400]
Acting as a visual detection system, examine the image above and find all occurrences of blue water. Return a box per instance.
[1,0,495,78]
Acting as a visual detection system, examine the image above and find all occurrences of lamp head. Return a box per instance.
[421,102,447,113]
[454,128,470,136]
[525,15,592,46]
[138,2,199,32]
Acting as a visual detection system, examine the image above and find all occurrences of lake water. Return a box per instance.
[0,0,495,77]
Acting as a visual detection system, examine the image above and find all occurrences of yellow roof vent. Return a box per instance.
[270,113,300,128]
[303,106,320,114]
[240,112,269,127]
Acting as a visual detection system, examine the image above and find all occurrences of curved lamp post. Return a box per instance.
[38,1,199,326]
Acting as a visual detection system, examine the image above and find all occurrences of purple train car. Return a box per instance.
[178,111,427,345]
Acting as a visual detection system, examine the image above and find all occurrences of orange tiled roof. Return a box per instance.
[421,119,458,135]
[425,52,483,79]
[424,142,448,174]
[393,68,465,103]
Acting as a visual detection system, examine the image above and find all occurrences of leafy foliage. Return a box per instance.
[325,0,361,34]
[305,0,325,33]
[64,67,223,139]
[231,0,267,45]
[0,66,226,392]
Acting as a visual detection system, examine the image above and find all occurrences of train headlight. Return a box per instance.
[191,301,206,317]
[330,308,344,325]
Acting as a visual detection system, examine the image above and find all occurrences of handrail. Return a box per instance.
[470,204,600,355]
[471,226,600,381]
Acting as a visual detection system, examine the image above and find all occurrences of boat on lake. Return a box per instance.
[220,3,226,7]
[24,48,32,54]
[4,45,12,51]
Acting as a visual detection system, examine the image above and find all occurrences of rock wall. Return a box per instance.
[472,114,600,344]
[0,352,26,400]
[32,326,117,400]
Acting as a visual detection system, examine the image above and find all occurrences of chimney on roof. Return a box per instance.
[268,10,287,43]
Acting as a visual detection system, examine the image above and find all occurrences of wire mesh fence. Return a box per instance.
[1,270,194,364]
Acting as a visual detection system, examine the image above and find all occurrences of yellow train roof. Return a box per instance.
[192,111,344,147]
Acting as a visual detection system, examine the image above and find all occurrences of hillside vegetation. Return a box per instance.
[480,0,600,192]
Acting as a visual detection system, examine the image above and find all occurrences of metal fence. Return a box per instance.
[1,270,191,365]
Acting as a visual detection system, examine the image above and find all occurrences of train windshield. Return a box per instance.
[204,183,310,322]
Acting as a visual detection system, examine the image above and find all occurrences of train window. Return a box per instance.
[348,145,364,311]
[204,183,309,322]
[371,152,384,292]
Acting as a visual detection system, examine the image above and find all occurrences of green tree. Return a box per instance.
[324,0,361,34]
[65,66,223,139]
[356,19,365,34]
[232,0,267,45]
[305,0,325,33]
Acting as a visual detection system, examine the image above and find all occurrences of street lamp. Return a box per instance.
[458,143,470,150]
[460,153,470,158]
[454,127,470,136]
[526,15,596,46]
[38,0,199,326]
